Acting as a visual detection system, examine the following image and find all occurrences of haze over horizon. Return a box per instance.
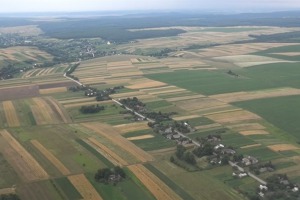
[1,0,300,13]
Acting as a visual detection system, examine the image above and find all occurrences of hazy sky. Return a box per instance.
[1,0,300,13]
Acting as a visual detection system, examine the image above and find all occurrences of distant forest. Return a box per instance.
[2,11,300,42]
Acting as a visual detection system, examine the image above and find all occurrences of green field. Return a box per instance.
[255,44,300,61]
[146,62,300,95]
[67,103,133,125]
[123,129,176,151]
[0,153,20,188]
[234,95,300,140]
[86,169,155,200]
[54,177,83,200]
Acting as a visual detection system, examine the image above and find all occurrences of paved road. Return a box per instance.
[229,161,267,185]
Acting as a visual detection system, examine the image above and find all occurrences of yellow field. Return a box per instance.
[31,97,64,125]
[2,101,20,127]
[31,140,71,176]
[210,87,300,103]
[86,137,128,166]
[128,164,182,200]
[114,122,149,134]
[68,174,103,200]
[166,95,204,102]
[228,123,266,131]
[0,188,16,195]
[239,130,269,136]
[240,144,262,149]
[0,130,49,181]
[0,46,53,62]
[206,110,261,124]
[63,100,112,109]
[175,98,226,112]
[195,123,222,130]
[127,134,155,141]
[82,123,154,163]
[173,115,200,121]
[268,144,299,152]
[127,80,167,89]
[39,87,67,94]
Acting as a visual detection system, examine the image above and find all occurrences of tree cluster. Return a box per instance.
[94,166,126,184]
[193,143,214,158]
[80,105,105,114]
[172,145,196,165]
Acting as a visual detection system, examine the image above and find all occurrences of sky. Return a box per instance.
[1,0,300,13]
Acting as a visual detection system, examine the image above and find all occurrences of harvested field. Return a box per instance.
[31,97,66,125]
[173,115,200,121]
[148,89,186,95]
[82,123,154,163]
[0,130,48,181]
[0,85,39,101]
[195,123,221,130]
[227,123,266,131]
[64,100,111,109]
[240,144,262,149]
[2,101,20,127]
[271,52,300,56]
[239,130,269,136]
[166,95,204,102]
[31,140,70,176]
[175,98,226,112]
[127,80,167,89]
[111,91,146,99]
[39,87,67,94]
[114,122,149,134]
[128,164,181,200]
[86,138,128,166]
[205,110,261,124]
[45,97,71,123]
[68,174,103,200]
[0,188,16,195]
[268,144,299,152]
[210,87,300,103]
[127,134,155,141]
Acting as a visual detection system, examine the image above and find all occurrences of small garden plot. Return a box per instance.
[124,130,176,151]
[239,146,281,162]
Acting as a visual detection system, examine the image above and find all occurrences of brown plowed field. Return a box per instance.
[0,85,39,101]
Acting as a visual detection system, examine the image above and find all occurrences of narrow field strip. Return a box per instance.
[128,164,182,200]
[86,137,128,166]
[31,140,71,176]
[2,101,20,127]
[0,130,49,181]
[82,123,154,163]
[68,174,103,200]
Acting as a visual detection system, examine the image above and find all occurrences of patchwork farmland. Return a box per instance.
[0,18,300,200]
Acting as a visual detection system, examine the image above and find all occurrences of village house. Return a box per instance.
[242,156,258,166]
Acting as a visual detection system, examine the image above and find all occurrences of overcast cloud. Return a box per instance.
[1,0,300,13]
